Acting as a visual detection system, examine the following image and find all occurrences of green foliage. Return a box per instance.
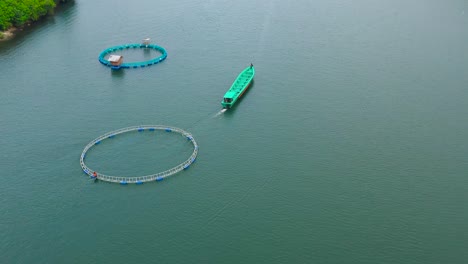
[0,31,4,39]
[0,0,56,31]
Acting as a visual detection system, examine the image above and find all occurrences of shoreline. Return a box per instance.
[0,27,17,42]
[0,0,73,42]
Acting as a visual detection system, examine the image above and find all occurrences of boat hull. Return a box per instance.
[221,65,255,109]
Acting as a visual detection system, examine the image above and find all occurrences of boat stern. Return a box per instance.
[221,102,231,109]
[221,96,234,109]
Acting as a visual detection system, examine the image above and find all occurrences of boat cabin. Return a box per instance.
[142,38,151,45]
[223,97,233,103]
[108,55,123,66]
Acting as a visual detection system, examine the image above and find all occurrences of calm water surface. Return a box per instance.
[1,0,468,263]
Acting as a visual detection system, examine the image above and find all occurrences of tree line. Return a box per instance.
[0,0,65,31]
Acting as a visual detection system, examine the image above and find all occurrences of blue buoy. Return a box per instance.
[149,128,155,131]
[138,128,144,132]
[136,181,143,185]
[183,164,190,170]
[165,128,172,132]
[108,134,115,138]
[120,181,127,185]
[156,176,164,181]
[95,141,101,145]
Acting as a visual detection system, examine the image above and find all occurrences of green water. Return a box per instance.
[1,0,468,263]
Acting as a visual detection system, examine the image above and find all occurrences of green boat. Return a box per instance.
[221,64,255,109]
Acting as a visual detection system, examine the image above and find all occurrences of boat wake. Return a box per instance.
[213,109,227,117]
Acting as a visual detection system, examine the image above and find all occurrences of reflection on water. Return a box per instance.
[111,68,125,78]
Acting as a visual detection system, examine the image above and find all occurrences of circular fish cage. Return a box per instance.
[98,43,167,70]
[80,126,198,184]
